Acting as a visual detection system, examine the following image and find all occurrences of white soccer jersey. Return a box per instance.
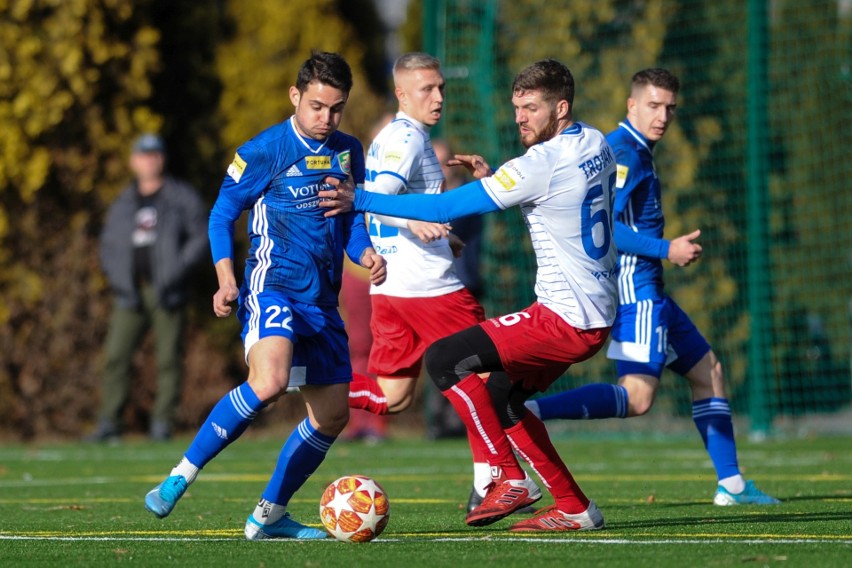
[480,122,619,329]
[365,112,464,297]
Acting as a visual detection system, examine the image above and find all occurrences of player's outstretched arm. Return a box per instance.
[353,181,500,224]
[212,258,239,317]
[667,229,703,267]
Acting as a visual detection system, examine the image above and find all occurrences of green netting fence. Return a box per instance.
[424,0,852,433]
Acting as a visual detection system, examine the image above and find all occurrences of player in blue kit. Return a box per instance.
[526,68,779,506]
[144,51,387,539]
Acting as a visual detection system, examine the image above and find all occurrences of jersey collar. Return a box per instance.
[560,122,582,135]
[288,116,329,154]
[395,111,429,134]
[619,119,655,154]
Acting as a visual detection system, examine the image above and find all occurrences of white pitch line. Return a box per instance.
[1,535,848,545]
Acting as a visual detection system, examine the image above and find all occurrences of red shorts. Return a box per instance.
[480,302,611,392]
[369,288,485,378]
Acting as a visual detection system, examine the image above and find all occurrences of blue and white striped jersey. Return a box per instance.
[607,120,669,304]
[208,116,372,307]
[364,111,463,297]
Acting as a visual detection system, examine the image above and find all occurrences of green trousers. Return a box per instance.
[99,285,185,429]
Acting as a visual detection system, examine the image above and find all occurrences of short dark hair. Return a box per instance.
[631,68,680,95]
[512,59,574,106]
[296,51,353,94]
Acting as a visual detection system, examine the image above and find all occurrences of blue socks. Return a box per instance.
[262,418,336,506]
[532,383,629,420]
[531,386,742,484]
[693,397,740,480]
[185,382,264,469]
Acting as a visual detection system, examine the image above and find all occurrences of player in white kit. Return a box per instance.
[327,59,619,531]
[347,53,485,418]
[347,54,496,509]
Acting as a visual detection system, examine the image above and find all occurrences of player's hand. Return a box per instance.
[360,249,387,286]
[318,177,355,217]
[407,221,451,244]
[667,229,703,267]
[447,154,493,179]
[448,233,466,258]
[213,283,239,318]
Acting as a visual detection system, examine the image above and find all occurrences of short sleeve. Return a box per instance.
[480,145,557,209]
[372,123,425,194]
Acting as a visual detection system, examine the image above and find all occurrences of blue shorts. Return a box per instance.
[605,296,710,379]
[237,291,352,386]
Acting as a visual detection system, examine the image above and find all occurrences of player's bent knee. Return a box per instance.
[386,395,414,414]
[425,337,462,391]
[247,375,290,404]
[627,398,654,416]
[711,358,724,382]
[425,326,491,392]
[379,378,416,414]
[314,407,350,436]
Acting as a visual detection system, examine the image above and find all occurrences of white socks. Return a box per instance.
[252,498,287,524]
[473,462,492,497]
[170,457,200,485]
[718,474,746,494]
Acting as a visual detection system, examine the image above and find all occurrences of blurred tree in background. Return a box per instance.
[422,0,851,422]
[0,0,385,439]
[3,0,847,439]
[0,0,167,438]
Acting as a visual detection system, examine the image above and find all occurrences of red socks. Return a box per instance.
[348,373,388,415]
[506,413,590,514]
[442,374,525,480]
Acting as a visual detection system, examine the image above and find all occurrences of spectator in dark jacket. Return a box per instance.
[87,134,208,442]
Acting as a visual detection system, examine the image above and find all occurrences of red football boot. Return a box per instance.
[465,472,542,527]
[509,501,605,532]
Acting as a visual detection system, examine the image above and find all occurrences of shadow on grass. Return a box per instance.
[609,509,852,531]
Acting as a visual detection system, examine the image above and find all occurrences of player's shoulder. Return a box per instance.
[606,123,637,148]
[605,125,644,168]
[379,117,425,147]
[540,122,608,158]
[329,129,364,154]
[575,121,610,146]
[235,119,291,161]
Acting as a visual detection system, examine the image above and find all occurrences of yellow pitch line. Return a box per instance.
[0,497,460,507]
[1,530,243,537]
[128,472,852,483]
[3,496,849,506]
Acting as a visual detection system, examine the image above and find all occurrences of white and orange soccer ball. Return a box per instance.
[319,475,390,543]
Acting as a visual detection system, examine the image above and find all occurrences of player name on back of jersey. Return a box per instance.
[577,146,615,179]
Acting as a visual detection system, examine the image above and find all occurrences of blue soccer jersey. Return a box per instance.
[209,116,372,307]
[605,119,710,375]
[607,120,669,303]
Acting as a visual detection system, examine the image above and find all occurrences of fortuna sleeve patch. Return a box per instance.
[616,164,629,189]
[383,150,403,164]
[493,166,518,191]
[227,152,247,183]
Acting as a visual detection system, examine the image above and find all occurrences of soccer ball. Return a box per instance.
[319,475,390,543]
